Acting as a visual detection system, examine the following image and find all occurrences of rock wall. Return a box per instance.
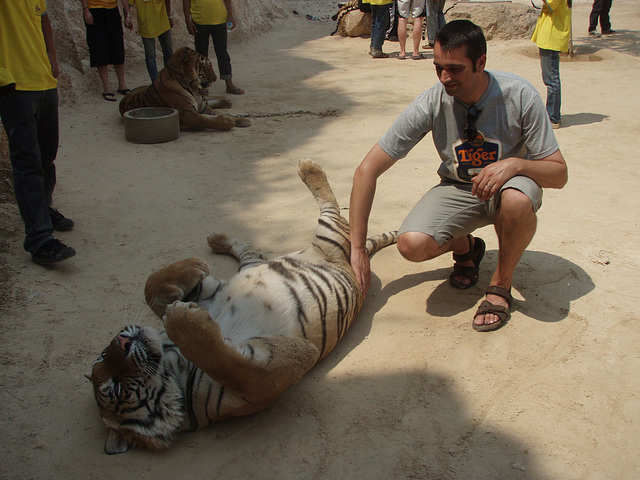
[446,2,538,40]
[45,0,289,105]
[334,1,538,40]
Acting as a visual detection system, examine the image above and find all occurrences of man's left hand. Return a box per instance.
[471,157,518,201]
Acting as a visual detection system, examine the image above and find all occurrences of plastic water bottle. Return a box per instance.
[226,21,233,33]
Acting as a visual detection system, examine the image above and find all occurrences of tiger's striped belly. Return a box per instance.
[199,255,363,360]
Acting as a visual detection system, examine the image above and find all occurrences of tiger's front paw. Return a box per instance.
[144,258,210,317]
[215,115,236,131]
[164,300,223,361]
[233,116,251,128]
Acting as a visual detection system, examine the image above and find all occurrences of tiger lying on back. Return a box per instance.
[90,160,397,454]
[119,47,250,131]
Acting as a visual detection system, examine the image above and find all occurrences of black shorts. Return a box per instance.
[85,7,125,67]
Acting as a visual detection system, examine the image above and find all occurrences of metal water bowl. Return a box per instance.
[124,107,180,144]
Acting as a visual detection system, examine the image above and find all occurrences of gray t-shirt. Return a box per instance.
[379,70,560,183]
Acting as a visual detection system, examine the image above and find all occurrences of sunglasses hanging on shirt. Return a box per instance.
[462,105,484,147]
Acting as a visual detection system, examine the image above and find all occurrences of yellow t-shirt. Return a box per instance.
[190,0,227,26]
[87,0,118,8]
[130,0,170,38]
[0,0,57,91]
[531,0,572,52]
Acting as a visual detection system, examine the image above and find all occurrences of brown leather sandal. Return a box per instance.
[472,286,512,332]
[449,235,486,290]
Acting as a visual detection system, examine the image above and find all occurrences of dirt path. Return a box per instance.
[1,1,639,478]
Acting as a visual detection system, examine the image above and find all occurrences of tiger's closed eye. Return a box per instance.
[92,350,107,366]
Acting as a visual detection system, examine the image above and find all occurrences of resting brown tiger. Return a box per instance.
[119,47,250,131]
[90,160,397,454]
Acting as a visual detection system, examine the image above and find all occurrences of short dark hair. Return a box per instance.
[435,20,487,67]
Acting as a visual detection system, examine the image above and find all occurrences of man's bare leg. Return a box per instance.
[398,17,409,58]
[97,65,112,94]
[412,16,424,58]
[397,188,537,329]
[114,63,128,92]
[474,188,537,328]
[398,231,480,286]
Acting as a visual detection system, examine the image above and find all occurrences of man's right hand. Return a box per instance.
[351,247,371,296]
[349,143,398,297]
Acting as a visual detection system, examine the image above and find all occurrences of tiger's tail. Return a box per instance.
[119,89,146,116]
[366,231,398,258]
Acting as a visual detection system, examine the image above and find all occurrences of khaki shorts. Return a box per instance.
[397,0,426,18]
[398,176,543,246]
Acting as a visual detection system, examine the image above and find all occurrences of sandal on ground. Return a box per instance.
[117,88,131,95]
[412,53,424,60]
[472,286,512,332]
[449,234,486,290]
[398,53,408,60]
[102,92,116,102]
[226,87,245,95]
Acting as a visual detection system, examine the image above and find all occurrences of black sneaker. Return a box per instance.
[49,207,75,231]
[602,29,617,35]
[32,239,76,265]
[588,30,601,37]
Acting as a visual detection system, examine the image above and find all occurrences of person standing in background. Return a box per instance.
[531,0,572,128]
[129,0,174,82]
[423,0,446,49]
[397,0,426,60]
[0,0,77,265]
[80,0,133,101]
[588,0,616,36]
[183,0,245,95]
[368,0,393,58]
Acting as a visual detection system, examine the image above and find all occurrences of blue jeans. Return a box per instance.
[141,30,174,82]
[0,86,58,253]
[370,5,390,50]
[539,48,561,124]
[194,23,232,80]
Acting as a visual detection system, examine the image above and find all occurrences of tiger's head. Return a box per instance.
[90,325,185,454]
[165,46,216,93]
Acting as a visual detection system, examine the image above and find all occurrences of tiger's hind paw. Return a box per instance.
[207,96,233,109]
[297,159,323,181]
[207,233,233,254]
[297,159,338,209]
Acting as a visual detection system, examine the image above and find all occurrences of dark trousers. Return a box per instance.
[589,0,612,32]
[0,86,58,253]
[370,4,390,50]
[193,23,232,80]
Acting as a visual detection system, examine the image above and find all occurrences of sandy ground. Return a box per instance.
[1,1,640,478]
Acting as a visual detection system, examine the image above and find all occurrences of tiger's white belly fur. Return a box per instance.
[197,248,361,358]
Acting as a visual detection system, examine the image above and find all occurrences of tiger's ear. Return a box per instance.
[179,48,192,64]
[105,428,130,455]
